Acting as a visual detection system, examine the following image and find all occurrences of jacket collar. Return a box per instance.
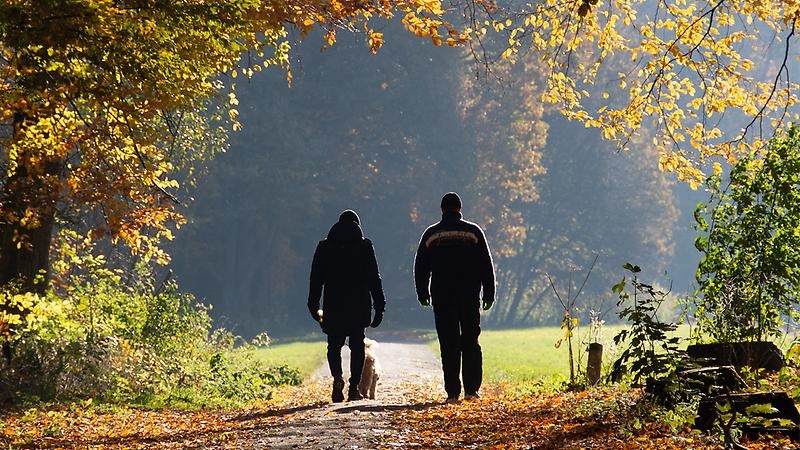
[441,210,462,222]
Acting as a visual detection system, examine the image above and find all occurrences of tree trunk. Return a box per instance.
[502,255,533,327]
[0,210,54,295]
[0,163,57,362]
[520,284,551,323]
[0,112,58,296]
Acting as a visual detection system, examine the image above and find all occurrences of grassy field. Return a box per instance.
[468,325,628,385]
[480,327,588,383]
[248,326,627,384]
[476,324,704,385]
[252,325,701,385]
[250,340,327,377]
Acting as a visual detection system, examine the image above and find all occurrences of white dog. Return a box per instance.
[358,338,382,399]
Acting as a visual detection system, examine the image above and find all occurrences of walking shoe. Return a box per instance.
[347,389,364,401]
[464,392,480,400]
[445,395,460,404]
[332,378,345,403]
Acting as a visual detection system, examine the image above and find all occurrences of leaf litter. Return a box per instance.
[0,381,795,449]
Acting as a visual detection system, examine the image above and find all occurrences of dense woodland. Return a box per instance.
[169,25,684,336]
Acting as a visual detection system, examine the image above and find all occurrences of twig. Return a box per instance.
[546,272,567,310]
[573,253,599,302]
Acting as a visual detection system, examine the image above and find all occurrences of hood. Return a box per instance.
[326,220,364,243]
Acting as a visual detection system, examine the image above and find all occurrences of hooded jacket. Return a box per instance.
[308,220,386,334]
[414,211,495,305]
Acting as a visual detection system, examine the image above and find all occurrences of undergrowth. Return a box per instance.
[0,231,300,408]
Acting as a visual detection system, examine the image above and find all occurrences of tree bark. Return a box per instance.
[0,152,58,362]
[0,114,58,296]
[0,208,54,295]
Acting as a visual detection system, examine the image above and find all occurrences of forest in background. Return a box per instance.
[168,23,697,337]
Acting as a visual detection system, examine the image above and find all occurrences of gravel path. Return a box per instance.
[253,331,444,449]
[313,335,442,385]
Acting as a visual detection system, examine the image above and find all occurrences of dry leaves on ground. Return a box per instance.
[1,382,797,449]
[387,385,796,450]
[0,381,329,449]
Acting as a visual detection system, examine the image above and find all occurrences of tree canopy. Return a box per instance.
[476,0,800,186]
[4,0,795,334]
[0,0,461,293]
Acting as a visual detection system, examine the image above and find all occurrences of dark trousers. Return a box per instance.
[433,299,482,397]
[327,330,365,390]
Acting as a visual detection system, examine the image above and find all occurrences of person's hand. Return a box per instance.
[370,310,383,328]
[418,296,431,307]
[309,306,322,323]
[482,298,494,311]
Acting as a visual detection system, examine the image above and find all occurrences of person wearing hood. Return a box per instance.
[414,192,495,402]
[308,210,386,402]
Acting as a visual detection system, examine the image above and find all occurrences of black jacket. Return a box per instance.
[308,220,386,334]
[414,211,495,304]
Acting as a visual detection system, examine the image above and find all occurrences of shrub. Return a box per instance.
[693,127,800,341]
[609,263,685,385]
[0,232,299,405]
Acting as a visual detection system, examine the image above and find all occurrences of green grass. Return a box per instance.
[473,324,693,385]
[478,326,623,384]
[480,327,575,383]
[259,326,631,384]
[426,325,632,385]
[250,341,327,377]
[253,324,700,386]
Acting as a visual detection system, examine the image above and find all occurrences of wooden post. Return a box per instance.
[586,342,603,385]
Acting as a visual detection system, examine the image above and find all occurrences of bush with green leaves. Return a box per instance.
[693,127,800,342]
[610,263,685,386]
[0,231,299,405]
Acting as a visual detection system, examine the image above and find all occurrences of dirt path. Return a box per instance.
[312,333,442,385]
[248,331,444,449]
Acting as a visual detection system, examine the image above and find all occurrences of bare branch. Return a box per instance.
[546,272,568,310]
[734,18,796,145]
[572,253,599,301]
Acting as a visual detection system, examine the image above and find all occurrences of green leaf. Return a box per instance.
[694,235,707,252]
[611,277,626,294]
[622,263,641,273]
[744,403,778,415]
